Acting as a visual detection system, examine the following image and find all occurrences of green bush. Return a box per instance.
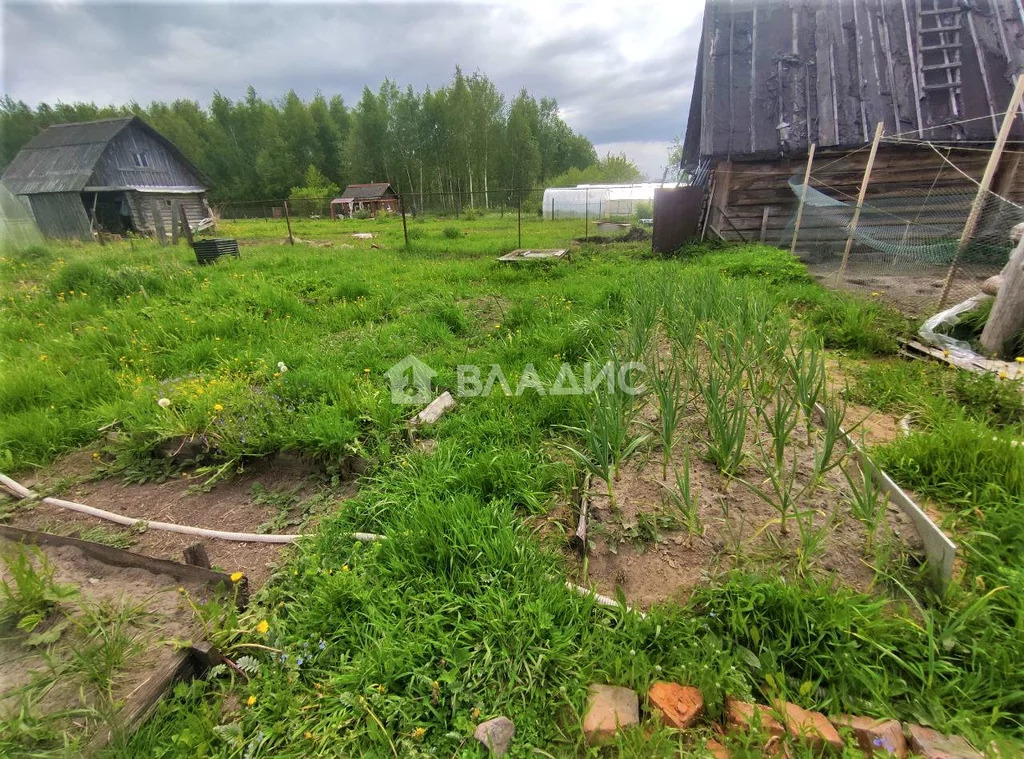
[441,226,461,239]
[353,209,372,220]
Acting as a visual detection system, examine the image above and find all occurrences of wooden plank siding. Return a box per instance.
[684,0,1024,164]
[26,192,92,240]
[88,123,205,191]
[711,145,1024,242]
[127,192,209,236]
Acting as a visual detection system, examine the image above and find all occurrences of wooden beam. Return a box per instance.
[789,142,816,255]
[171,203,180,245]
[940,73,1024,306]
[839,122,885,277]
[283,200,294,245]
[759,205,771,242]
[179,203,195,247]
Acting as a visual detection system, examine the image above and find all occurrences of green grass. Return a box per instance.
[1,222,1021,756]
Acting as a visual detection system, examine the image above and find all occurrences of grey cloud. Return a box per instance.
[1,1,701,173]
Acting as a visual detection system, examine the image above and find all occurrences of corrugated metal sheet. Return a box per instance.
[684,0,1024,164]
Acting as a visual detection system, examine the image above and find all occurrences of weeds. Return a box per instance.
[0,544,77,632]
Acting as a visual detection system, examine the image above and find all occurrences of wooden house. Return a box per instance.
[2,116,209,240]
[332,183,400,218]
[682,0,1024,244]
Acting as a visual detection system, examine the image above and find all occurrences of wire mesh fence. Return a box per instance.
[777,142,1022,313]
[215,188,654,248]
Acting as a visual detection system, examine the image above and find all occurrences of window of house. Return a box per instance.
[132,152,150,168]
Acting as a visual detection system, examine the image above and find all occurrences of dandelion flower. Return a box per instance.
[999,370,1008,380]
[230,571,244,582]
[304,731,313,740]
[363,368,370,374]
[942,349,950,358]
[214,403,224,412]
[494,324,501,329]
[278,361,289,372]
[471,707,481,719]
[1016,357,1024,363]
[342,564,350,572]
[247,695,257,706]
[871,291,879,297]
[157,397,171,408]
[412,727,426,740]
[256,619,270,635]
[39,354,48,362]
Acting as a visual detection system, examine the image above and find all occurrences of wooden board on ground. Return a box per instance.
[0,524,247,604]
[498,248,569,262]
[900,339,1024,381]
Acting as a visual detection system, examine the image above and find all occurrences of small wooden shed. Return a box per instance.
[332,183,400,218]
[1,116,210,240]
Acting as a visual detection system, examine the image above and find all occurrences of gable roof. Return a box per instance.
[340,182,397,200]
[2,116,206,195]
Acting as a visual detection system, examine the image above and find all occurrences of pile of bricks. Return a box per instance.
[581,682,983,758]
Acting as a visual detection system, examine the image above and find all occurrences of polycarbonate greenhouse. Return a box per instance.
[541,183,669,220]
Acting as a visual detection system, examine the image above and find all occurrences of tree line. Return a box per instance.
[0,68,644,208]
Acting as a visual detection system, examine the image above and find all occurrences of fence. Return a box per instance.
[778,137,1022,313]
[217,188,654,248]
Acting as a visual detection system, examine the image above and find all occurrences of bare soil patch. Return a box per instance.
[9,453,355,588]
[562,365,922,609]
[0,538,212,743]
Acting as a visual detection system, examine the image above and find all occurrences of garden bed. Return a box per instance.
[0,530,230,752]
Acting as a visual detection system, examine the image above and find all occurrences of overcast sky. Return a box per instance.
[0,0,704,179]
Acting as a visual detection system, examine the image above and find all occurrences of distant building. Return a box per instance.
[2,116,209,240]
[542,184,666,220]
[683,0,1024,242]
[331,183,400,218]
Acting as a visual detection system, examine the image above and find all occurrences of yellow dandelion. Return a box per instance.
[999,370,1008,380]
[39,354,47,361]
[256,619,270,634]
[214,403,224,412]
[247,695,257,706]
[304,731,313,740]
[342,564,350,572]
[230,571,244,582]
[871,291,880,297]
[942,349,950,358]
[411,727,426,740]
[471,707,481,719]
[363,368,371,374]
[494,324,501,329]
[177,586,186,594]
[1016,357,1024,363]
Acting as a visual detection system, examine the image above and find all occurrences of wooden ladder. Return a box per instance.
[917,0,964,119]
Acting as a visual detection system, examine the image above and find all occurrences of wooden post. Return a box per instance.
[980,237,1024,357]
[517,191,522,249]
[400,194,409,248]
[171,204,180,245]
[789,143,816,255]
[550,196,555,220]
[178,204,194,247]
[153,201,167,246]
[759,206,771,243]
[283,200,294,245]
[839,122,885,277]
[940,74,1024,307]
[91,192,104,246]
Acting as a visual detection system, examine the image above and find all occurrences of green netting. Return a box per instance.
[0,182,43,251]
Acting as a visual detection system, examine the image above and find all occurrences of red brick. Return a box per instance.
[723,698,784,738]
[832,715,907,757]
[774,701,842,755]
[706,738,731,758]
[583,684,639,745]
[906,724,983,759]
[647,682,704,729]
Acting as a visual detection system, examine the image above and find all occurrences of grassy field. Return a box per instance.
[1,215,1022,756]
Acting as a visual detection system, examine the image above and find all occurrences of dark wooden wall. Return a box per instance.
[707,145,1024,243]
[686,0,1024,163]
[126,192,209,235]
[89,125,204,191]
[27,192,92,240]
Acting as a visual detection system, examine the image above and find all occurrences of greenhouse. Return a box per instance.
[541,183,670,220]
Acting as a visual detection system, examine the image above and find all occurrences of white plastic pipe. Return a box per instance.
[0,473,382,544]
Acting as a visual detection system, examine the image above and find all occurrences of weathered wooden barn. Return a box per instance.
[683,0,1024,244]
[2,117,209,241]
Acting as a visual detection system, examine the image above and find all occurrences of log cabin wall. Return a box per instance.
[707,145,1024,244]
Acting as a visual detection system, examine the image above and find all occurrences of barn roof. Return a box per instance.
[2,116,205,195]
[340,182,397,200]
[683,0,1024,166]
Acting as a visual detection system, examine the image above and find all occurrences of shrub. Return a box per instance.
[441,226,461,239]
[353,209,372,220]
[406,227,425,240]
